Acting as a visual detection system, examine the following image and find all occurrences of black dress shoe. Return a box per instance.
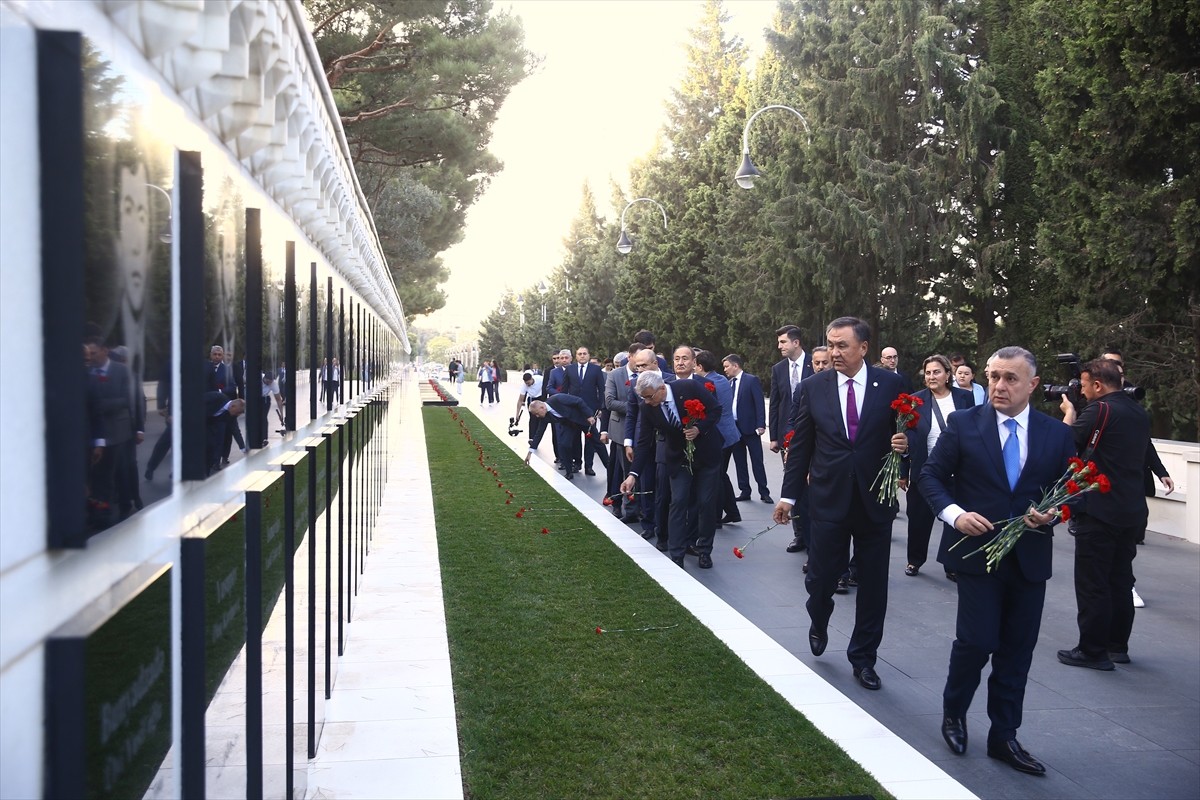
[584,468,596,476]
[835,577,850,594]
[564,471,576,480]
[1109,651,1131,664]
[641,529,657,541]
[720,514,742,524]
[808,627,828,657]
[846,575,858,588]
[945,571,958,582]
[853,666,881,690]
[802,561,809,573]
[698,554,713,569]
[760,496,774,504]
[1056,647,1115,671]
[987,739,1046,776]
[941,716,967,755]
[904,564,919,576]
[786,537,805,553]
[734,493,752,502]
[621,513,642,524]
[685,546,700,556]
[671,555,685,567]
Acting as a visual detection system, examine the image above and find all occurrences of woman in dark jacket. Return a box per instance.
[901,354,974,578]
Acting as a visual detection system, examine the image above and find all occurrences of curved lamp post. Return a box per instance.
[146,183,174,243]
[735,104,811,189]
[615,198,667,254]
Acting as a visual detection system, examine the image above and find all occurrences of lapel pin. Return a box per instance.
[872,381,878,387]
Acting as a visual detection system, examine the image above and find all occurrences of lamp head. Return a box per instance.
[735,152,761,189]
[616,229,633,255]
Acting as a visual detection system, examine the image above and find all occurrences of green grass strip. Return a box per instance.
[425,406,891,800]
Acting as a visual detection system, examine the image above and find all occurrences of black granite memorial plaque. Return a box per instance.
[45,564,172,800]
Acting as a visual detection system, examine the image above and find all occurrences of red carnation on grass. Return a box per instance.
[516,512,524,518]
[733,547,744,559]
[506,499,512,505]
[1059,505,1071,521]
[541,527,549,534]
[595,626,604,634]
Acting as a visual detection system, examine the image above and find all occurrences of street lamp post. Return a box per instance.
[615,197,667,254]
[734,104,811,189]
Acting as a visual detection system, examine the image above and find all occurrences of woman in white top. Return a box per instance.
[901,354,975,578]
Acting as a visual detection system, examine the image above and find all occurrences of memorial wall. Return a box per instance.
[0,2,406,797]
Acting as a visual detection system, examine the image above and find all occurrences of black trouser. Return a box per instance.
[943,559,1045,743]
[606,440,629,515]
[1070,514,1139,658]
[806,501,892,668]
[146,420,171,476]
[667,459,719,559]
[718,446,739,519]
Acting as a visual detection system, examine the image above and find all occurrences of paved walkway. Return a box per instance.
[309,380,1199,799]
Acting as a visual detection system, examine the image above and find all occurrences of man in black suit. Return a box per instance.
[621,371,723,568]
[624,345,676,547]
[772,317,909,691]
[564,346,608,476]
[1056,358,1154,670]
[722,354,772,503]
[204,391,246,476]
[85,336,138,526]
[545,349,571,467]
[769,325,814,553]
[524,394,599,480]
[919,346,1075,775]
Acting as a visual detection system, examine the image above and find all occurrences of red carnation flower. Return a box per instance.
[506,499,512,504]
[1068,457,1084,471]
[1095,474,1112,493]
[906,417,919,429]
[1059,504,1071,521]
[541,527,549,534]
[595,626,603,634]
[733,547,744,559]
[704,381,716,393]
[516,512,524,518]
[783,430,794,447]
[1066,480,1082,495]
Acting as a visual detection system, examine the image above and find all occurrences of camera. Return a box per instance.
[507,417,523,437]
[1042,353,1083,407]
[1043,352,1147,405]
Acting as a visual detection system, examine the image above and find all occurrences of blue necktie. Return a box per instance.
[1003,418,1020,490]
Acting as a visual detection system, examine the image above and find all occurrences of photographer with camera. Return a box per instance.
[1055,358,1157,670]
[513,370,543,443]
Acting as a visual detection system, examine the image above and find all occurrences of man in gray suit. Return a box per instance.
[85,336,139,527]
[601,352,635,521]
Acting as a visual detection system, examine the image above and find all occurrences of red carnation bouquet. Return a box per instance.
[870,393,923,507]
[680,398,707,473]
[951,457,1111,572]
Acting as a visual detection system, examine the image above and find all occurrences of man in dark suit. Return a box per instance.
[564,346,608,476]
[769,325,814,553]
[545,349,570,467]
[204,391,246,475]
[85,336,137,527]
[621,371,723,568]
[1056,357,1153,670]
[601,352,635,520]
[624,345,676,546]
[772,317,909,691]
[723,354,771,503]
[524,394,599,480]
[919,346,1075,776]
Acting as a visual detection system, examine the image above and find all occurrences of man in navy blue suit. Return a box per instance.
[722,354,771,503]
[564,346,608,476]
[773,317,909,691]
[524,393,599,480]
[621,371,723,568]
[919,346,1075,776]
[544,349,570,467]
[769,325,814,553]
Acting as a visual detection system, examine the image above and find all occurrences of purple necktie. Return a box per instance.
[846,379,859,442]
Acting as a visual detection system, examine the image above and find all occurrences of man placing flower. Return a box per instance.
[620,371,723,569]
[917,346,1076,776]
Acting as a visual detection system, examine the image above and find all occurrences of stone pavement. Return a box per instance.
[473,389,1200,800]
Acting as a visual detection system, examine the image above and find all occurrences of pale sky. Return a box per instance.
[420,0,778,337]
